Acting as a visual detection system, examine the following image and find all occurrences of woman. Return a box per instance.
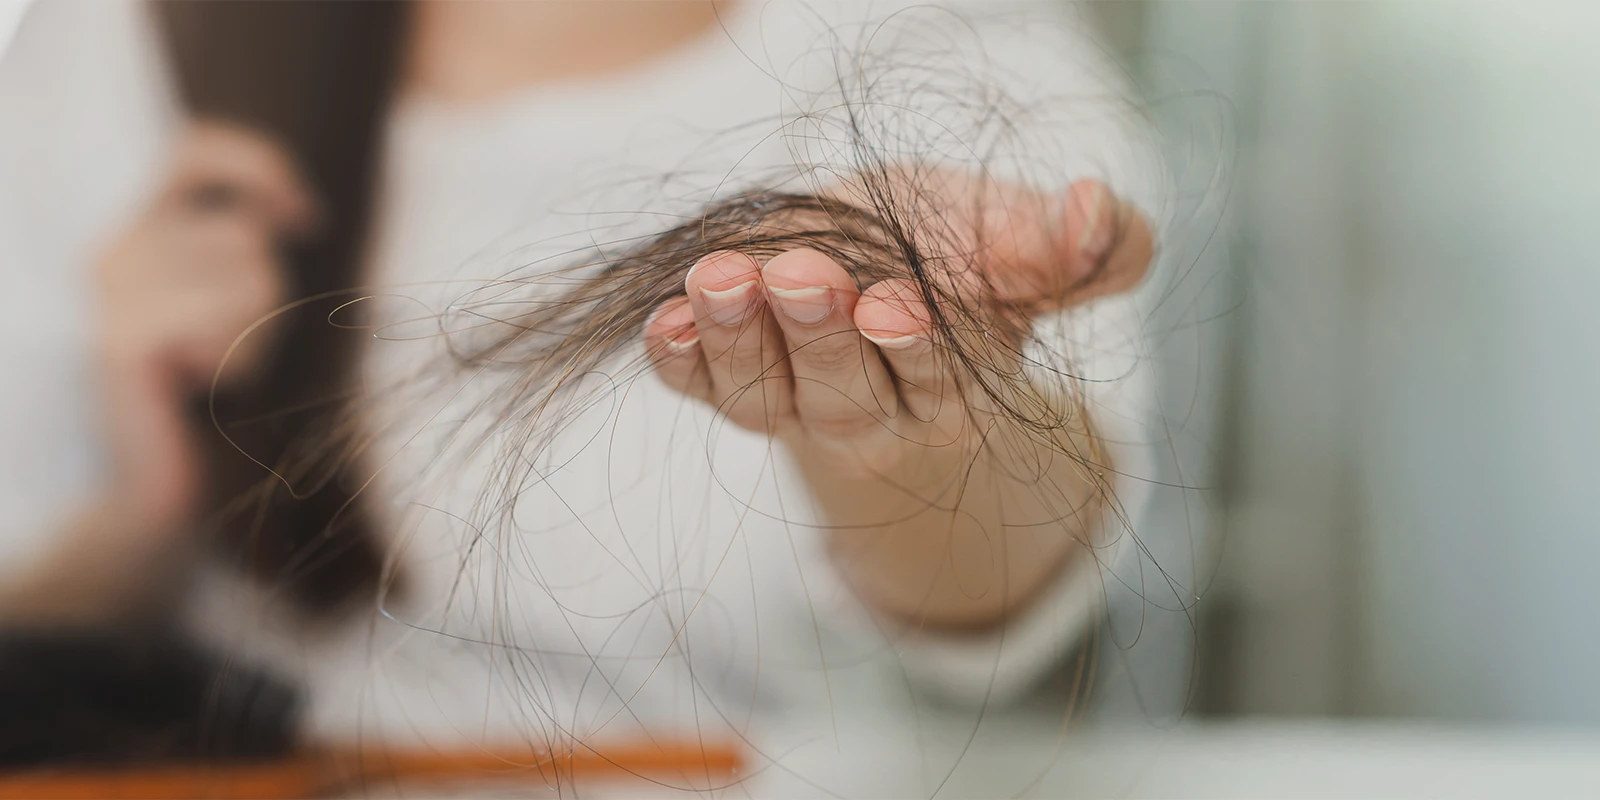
[0,0,1165,792]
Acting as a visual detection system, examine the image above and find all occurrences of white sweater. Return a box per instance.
[0,0,1167,790]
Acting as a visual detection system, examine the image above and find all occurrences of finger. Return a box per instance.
[162,120,319,237]
[977,179,1153,310]
[1060,181,1155,306]
[163,220,288,382]
[165,215,289,307]
[644,296,712,403]
[762,248,899,440]
[854,278,958,423]
[181,212,276,265]
[683,251,794,433]
[100,356,202,527]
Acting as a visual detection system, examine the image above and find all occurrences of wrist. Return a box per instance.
[800,416,1104,630]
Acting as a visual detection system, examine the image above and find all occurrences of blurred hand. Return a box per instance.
[93,122,315,535]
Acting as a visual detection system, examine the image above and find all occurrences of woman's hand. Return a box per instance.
[644,176,1153,629]
[1,123,313,625]
[93,122,314,537]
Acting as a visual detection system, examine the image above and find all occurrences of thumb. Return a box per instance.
[976,179,1152,310]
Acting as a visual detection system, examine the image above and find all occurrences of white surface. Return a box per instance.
[401,718,1600,798]
[0,1,31,63]
[1003,720,1600,798]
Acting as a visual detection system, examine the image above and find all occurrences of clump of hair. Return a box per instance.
[396,13,1156,541]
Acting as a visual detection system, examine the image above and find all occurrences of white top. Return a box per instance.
[0,0,1168,786]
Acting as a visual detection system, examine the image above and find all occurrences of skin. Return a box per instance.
[0,123,312,623]
[643,179,1153,628]
[407,0,729,102]
[2,2,1155,633]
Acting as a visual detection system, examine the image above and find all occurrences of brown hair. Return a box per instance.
[149,1,412,614]
[148,1,1136,626]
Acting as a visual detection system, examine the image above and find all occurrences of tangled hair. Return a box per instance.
[365,7,1160,562]
[202,3,1211,791]
[447,175,1121,458]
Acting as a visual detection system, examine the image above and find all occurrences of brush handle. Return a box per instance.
[0,759,323,800]
[334,740,744,785]
[0,741,745,799]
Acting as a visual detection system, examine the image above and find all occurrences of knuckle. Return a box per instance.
[722,392,786,433]
[789,331,864,374]
[726,340,781,385]
[796,379,889,437]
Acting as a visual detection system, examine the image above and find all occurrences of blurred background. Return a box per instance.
[1093,0,1600,725]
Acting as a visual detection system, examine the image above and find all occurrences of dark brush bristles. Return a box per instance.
[0,628,302,766]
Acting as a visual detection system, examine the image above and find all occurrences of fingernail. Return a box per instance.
[646,302,700,353]
[861,330,921,350]
[767,285,833,325]
[660,318,700,353]
[1074,184,1114,266]
[665,332,700,354]
[699,280,759,326]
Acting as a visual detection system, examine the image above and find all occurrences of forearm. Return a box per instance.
[797,413,1106,631]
